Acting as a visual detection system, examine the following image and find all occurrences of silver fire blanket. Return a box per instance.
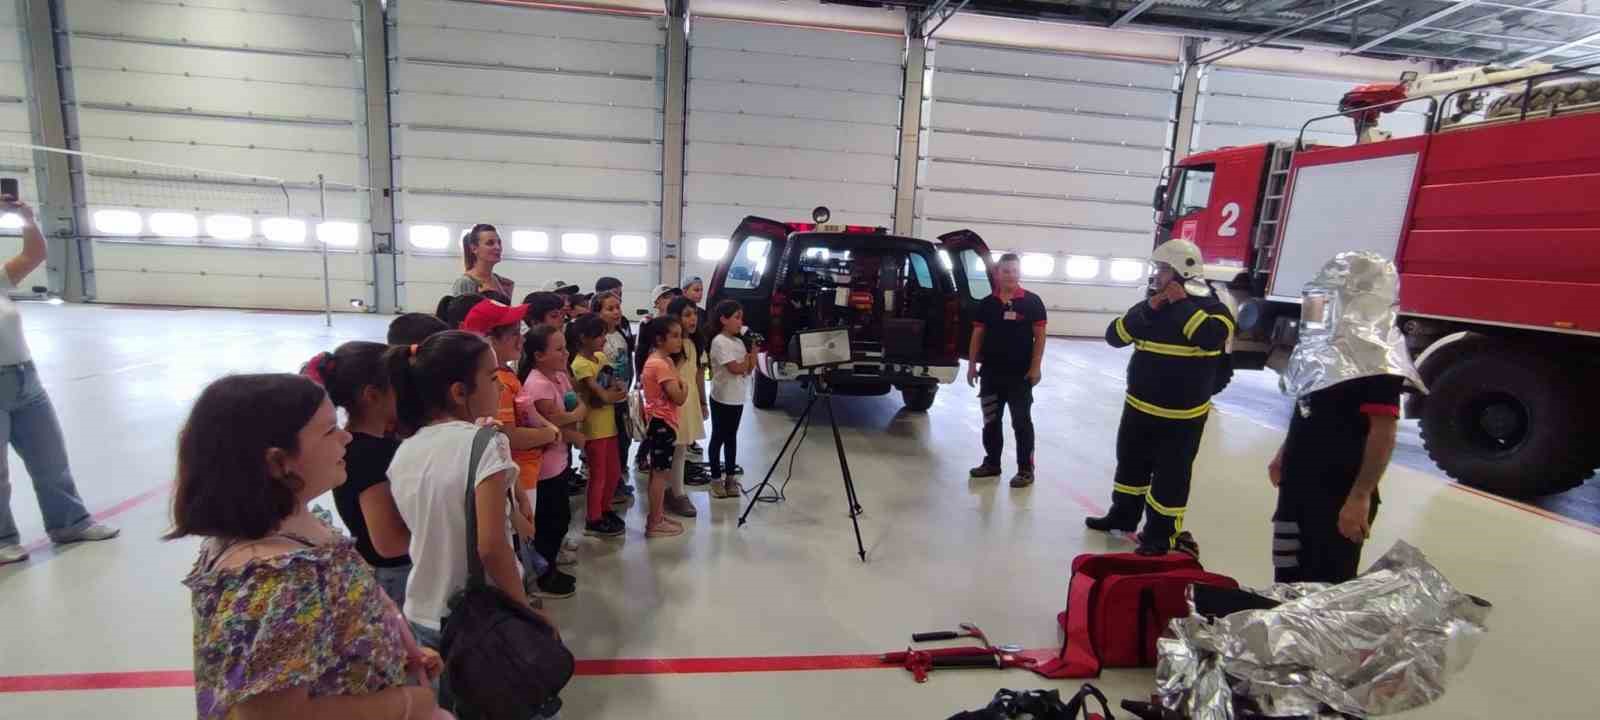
[1279,252,1424,399]
[1155,541,1491,719]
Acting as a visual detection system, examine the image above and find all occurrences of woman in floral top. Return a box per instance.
[169,374,443,720]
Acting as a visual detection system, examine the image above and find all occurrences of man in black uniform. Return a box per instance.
[1270,252,1418,583]
[1087,239,1234,556]
[968,254,1049,488]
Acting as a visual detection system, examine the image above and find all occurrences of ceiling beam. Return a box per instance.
[1110,0,1159,30]
[1196,0,1386,65]
[1348,0,1482,54]
[1514,29,1600,65]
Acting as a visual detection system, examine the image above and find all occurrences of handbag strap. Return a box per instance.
[463,424,500,587]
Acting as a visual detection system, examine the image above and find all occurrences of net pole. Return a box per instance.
[318,174,331,328]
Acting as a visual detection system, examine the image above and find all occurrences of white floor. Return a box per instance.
[2,303,1597,719]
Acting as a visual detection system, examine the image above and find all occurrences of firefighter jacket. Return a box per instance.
[1104,292,1235,420]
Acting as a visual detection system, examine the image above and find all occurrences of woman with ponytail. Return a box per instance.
[451,224,514,299]
[302,342,412,605]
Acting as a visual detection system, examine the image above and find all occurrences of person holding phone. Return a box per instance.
[0,187,120,565]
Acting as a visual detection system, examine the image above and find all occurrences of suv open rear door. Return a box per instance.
[937,229,996,360]
[707,215,792,343]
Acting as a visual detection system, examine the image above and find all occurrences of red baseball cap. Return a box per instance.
[460,300,529,335]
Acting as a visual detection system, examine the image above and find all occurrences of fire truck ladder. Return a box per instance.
[1251,141,1295,278]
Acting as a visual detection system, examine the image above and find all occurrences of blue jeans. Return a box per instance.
[373,562,411,608]
[0,363,92,546]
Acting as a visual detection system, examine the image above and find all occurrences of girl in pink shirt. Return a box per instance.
[637,316,687,538]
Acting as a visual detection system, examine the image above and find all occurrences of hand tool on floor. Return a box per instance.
[883,623,1038,682]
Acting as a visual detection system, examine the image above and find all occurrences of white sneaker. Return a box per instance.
[556,547,578,566]
[51,523,120,545]
[0,544,27,566]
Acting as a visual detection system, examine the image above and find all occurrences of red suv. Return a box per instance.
[706,215,996,411]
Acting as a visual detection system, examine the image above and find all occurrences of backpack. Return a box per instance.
[440,427,575,719]
[1033,552,1237,679]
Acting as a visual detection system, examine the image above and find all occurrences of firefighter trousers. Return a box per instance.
[1272,479,1379,584]
[980,374,1035,470]
[1106,403,1207,548]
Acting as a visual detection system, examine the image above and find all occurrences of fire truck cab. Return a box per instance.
[1154,63,1600,497]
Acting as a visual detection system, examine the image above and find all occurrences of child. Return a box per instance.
[706,300,757,499]
[302,343,414,605]
[569,314,627,536]
[520,326,587,598]
[638,316,687,538]
[665,297,709,516]
[460,300,562,589]
[383,332,537,647]
[594,291,636,502]
[388,312,449,346]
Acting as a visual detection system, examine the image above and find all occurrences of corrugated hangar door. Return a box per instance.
[0,1,46,295]
[1192,66,1428,152]
[61,0,373,310]
[390,0,663,313]
[917,41,1177,337]
[682,18,903,283]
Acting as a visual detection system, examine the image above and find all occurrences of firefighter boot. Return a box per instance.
[1085,489,1144,533]
[1135,511,1180,556]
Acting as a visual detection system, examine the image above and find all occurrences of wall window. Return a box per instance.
[262,218,307,245]
[93,209,142,235]
[0,213,24,230]
[1020,253,1054,278]
[149,212,198,238]
[610,234,648,259]
[511,230,549,253]
[697,237,729,261]
[409,224,450,250]
[561,232,599,256]
[1109,259,1148,284]
[1065,256,1102,280]
[205,215,253,241]
[317,221,359,248]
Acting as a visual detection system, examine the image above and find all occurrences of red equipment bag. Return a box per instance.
[1034,552,1238,679]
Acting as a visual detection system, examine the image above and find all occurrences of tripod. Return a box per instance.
[738,372,867,562]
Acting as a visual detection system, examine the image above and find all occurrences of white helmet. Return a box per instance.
[1151,239,1204,280]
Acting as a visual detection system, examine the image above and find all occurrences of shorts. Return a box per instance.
[642,418,677,471]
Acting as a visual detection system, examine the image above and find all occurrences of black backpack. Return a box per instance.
[440,427,574,719]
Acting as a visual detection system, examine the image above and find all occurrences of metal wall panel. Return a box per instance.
[389,0,664,311]
[682,18,903,282]
[0,0,43,293]
[59,0,372,311]
[918,40,1176,336]
[1193,67,1429,152]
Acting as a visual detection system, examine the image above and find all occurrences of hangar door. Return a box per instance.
[390,0,663,313]
[918,41,1177,336]
[1192,66,1428,152]
[0,0,44,295]
[61,0,373,310]
[682,18,903,283]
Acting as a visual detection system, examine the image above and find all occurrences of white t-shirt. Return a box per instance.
[0,273,30,365]
[387,421,519,631]
[709,334,749,405]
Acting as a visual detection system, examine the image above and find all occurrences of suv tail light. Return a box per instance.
[943,295,960,361]
[767,290,788,357]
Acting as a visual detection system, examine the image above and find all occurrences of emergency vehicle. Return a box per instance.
[1155,62,1600,497]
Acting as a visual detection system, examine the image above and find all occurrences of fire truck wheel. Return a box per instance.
[900,385,937,412]
[1420,348,1591,497]
[753,371,779,410]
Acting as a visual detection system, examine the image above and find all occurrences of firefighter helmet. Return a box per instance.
[1151,239,1204,280]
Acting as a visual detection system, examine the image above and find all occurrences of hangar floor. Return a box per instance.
[2,304,1596,719]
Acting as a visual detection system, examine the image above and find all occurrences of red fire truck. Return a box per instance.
[1156,63,1600,497]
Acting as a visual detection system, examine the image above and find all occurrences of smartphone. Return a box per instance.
[0,178,16,202]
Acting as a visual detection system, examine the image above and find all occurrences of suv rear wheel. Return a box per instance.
[753,371,779,409]
[901,386,937,412]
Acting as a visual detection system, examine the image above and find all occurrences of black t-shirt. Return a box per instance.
[975,289,1048,377]
[332,432,409,568]
[1282,375,1403,499]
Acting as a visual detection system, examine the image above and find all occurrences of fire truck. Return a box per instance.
[1155,63,1600,497]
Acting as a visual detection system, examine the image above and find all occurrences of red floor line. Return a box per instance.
[0,649,1061,693]
[21,483,172,554]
